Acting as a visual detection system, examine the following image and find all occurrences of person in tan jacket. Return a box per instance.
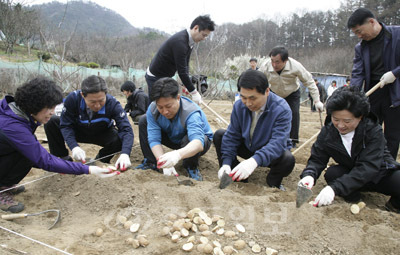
[262,46,323,147]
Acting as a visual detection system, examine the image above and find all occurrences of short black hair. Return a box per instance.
[326,86,370,118]
[150,78,180,102]
[249,58,257,62]
[238,70,269,94]
[120,81,136,92]
[15,76,63,115]
[81,75,107,97]
[190,15,215,31]
[347,8,375,29]
[346,78,351,82]
[269,46,289,62]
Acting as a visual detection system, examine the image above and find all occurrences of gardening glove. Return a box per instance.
[218,165,232,179]
[72,146,86,163]
[158,150,181,168]
[89,166,120,178]
[230,157,258,181]
[115,153,131,171]
[162,167,178,176]
[298,176,315,189]
[314,101,324,112]
[380,71,396,87]
[313,186,335,207]
[190,89,202,104]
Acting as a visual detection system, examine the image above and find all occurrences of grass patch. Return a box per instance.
[0,43,41,62]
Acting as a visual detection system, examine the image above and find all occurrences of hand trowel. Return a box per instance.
[296,183,313,208]
[219,172,233,189]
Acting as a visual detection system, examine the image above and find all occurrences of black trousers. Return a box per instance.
[283,89,300,145]
[138,115,211,169]
[44,116,122,163]
[0,150,32,187]
[145,74,160,97]
[213,129,295,187]
[368,83,400,159]
[325,165,400,208]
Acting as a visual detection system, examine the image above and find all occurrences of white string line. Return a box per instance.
[0,151,123,194]
[0,225,73,255]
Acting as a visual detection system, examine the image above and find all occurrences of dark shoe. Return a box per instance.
[0,192,24,213]
[269,184,286,191]
[344,192,361,203]
[135,158,158,171]
[0,185,25,195]
[385,201,400,214]
[186,168,203,181]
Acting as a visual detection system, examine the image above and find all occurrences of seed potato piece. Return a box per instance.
[161,226,170,236]
[124,220,133,229]
[224,230,236,238]
[95,228,103,237]
[187,236,196,243]
[212,215,222,223]
[235,223,246,233]
[252,244,262,253]
[199,236,209,244]
[132,239,140,249]
[203,243,213,254]
[197,243,206,252]
[223,245,235,254]
[199,224,209,232]
[217,219,225,227]
[202,230,212,236]
[191,224,198,232]
[130,223,140,233]
[182,242,194,251]
[138,235,149,247]
[183,222,193,230]
[266,247,278,255]
[358,201,366,209]
[212,240,221,248]
[216,228,225,235]
[214,247,224,255]
[125,237,134,245]
[234,239,246,250]
[181,228,189,237]
[350,204,360,214]
[204,217,213,226]
[199,211,208,220]
[171,234,180,243]
[168,213,178,221]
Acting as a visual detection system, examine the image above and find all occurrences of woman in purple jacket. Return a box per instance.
[0,77,118,213]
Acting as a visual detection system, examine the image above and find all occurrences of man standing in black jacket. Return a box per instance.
[121,81,150,123]
[145,15,215,104]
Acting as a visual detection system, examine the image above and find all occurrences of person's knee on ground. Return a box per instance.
[266,150,295,189]
[324,165,361,202]
[213,129,226,167]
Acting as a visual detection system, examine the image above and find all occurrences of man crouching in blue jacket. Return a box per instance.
[136,77,213,181]
[214,70,295,190]
[44,75,134,170]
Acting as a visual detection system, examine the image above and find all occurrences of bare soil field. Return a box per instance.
[1,100,399,255]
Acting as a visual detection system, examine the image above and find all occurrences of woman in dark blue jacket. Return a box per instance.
[299,87,400,213]
[0,77,117,213]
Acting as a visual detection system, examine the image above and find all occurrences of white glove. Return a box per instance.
[72,146,86,163]
[380,71,396,87]
[190,89,202,104]
[158,150,182,168]
[298,176,315,189]
[218,165,232,179]
[115,153,131,171]
[314,101,324,112]
[89,166,119,178]
[230,157,258,181]
[313,186,335,207]
[162,167,178,176]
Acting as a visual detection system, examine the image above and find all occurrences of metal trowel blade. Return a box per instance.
[296,184,313,208]
[219,172,233,189]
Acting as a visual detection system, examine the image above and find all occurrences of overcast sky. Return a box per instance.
[30,0,343,34]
